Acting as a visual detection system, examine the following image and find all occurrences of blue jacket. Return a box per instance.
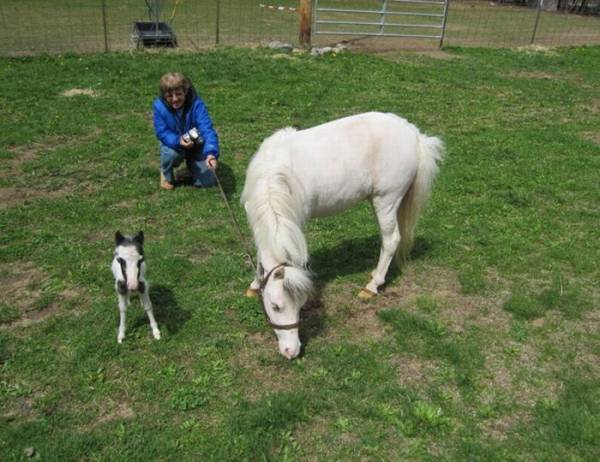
[153,87,219,158]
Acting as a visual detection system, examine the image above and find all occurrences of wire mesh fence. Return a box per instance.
[0,0,598,56]
[0,0,300,55]
[445,0,600,47]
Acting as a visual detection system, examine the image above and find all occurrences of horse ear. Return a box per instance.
[135,230,144,245]
[115,231,125,246]
[274,267,285,280]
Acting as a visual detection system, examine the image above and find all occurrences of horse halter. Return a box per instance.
[259,263,301,331]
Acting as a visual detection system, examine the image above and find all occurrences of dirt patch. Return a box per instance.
[514,45,559,56]
[543,311,600,377]
[95,401,135,425]
[581,131,600,147]
[342,301,386,340]
[313,283,386,343]
[379,266,511,334]
[1,131,103,209]
[60,88,99,98]
[508,70,561,80]
[482,415,518,441]
[584,98,600,114]
[313,36,455,59]
[476,329,567,442]
[387,353,443,390]
[306,265,511,348]
[8,303,61,328]
[3,148,37,170]
[229,331,304,400]
[0,262,81,329]
[1,396,39,423]
[4,131,102,175]
[0,261,45,313]
[0,186,68,211]
[0,181,99,211]
[360,45,456,60]
[3,142,48,179]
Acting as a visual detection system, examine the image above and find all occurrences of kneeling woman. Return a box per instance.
[152,72,220,189]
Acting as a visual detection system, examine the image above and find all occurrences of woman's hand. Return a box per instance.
[206,155,218,170]
[179,136,194,149]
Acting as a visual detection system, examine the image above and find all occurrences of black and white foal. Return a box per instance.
[112,231,160,343]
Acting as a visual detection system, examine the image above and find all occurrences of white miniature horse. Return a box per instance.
[241,112,444,359]
[111,231,161,343]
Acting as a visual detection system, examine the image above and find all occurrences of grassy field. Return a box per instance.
[1,45,600,460]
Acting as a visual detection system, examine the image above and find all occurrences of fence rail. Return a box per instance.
[0,0,598,56]
[313,0,449,43]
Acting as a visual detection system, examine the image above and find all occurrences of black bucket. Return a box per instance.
[132,21,177,48]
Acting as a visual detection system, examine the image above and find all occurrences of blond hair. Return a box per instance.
[159,72,191,97]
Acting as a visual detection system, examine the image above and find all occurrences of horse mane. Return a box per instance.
[242,127,309,269]
[283,264,314,305]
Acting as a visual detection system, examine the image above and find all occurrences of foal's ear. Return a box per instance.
[134,230,144,245]
[274,267,285,280]
[115,231,125,246]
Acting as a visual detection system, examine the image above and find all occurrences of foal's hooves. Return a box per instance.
[245,288,260,298]
[358,288,376,299]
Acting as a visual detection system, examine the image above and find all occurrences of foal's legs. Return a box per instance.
[140,288,161,340]
[360,195,402,298]
[117,293,129,343]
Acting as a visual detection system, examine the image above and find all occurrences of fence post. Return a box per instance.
[531,0,543,45]
[215,0,221,45]
[299,0,311,49]
[439,0,450,49]
[101,0,109,52]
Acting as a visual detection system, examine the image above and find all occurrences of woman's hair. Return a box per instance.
[159,72,191,97]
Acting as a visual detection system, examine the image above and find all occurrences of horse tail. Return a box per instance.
[396,132,445,264]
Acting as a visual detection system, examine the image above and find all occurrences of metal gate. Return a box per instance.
[313,0,450,46]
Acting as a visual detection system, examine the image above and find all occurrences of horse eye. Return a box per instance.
[117,257,125,266]
[272,303,281,312]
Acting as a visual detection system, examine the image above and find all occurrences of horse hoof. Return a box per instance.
[358,288,376,299]
[245,288,260,298]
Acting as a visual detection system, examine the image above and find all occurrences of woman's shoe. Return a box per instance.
[160,171,174,190]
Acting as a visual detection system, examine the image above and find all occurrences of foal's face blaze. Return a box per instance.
[263,278,302,360]
[113,246,145,292]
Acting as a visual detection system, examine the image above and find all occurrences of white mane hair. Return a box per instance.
[282,264,314,304]
[241,127,314,294]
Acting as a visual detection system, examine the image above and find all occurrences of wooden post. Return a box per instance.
[299,0,311,49]
[215,0,221,45]
[531,0,543,45]
[101,0,109,52]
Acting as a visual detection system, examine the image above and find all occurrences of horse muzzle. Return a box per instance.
[121,280,145,293]
[276,329,301,359]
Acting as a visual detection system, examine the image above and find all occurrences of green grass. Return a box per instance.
[1,45,599,460]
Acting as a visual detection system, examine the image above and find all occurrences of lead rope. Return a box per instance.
[210,168,300,330]
[210,166,257,273]
[210,165,305,330]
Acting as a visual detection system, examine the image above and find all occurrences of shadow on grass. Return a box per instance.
[175,161,237,197]
[132,284,190,335]
[299,235,432,353]
[310,235,432,285]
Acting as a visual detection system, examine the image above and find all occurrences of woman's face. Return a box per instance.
[165,88,185,110]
